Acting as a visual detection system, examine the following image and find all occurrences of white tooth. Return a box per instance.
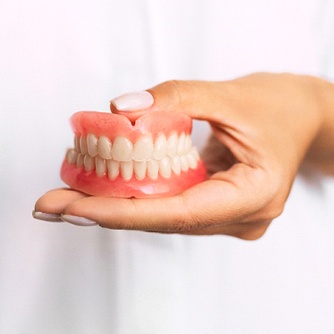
[133,136,154,161]
[95,156,107,176]
[84,154,95,172]
[167,132,178,157]
[134,161,146,180]
[77,154,84,168]
[80,135,88,154]
[147,160,159,180]
[112,136,133,162]
[159,157,172,178]
[120,161,133,180]
[67,149,78,165]
[184,135,192,153]
[177,132,186,156]
[187,153,198,169]
[98,136,112,159]
[87,133,98,157]
[171,156,181,175]
[180,156,189,172]
[107,160,120,180]
[74,135,81,152]
[153,133,167,160]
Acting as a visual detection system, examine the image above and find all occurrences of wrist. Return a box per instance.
[304,76,334,174]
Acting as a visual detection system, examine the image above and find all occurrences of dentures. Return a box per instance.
[60,111,206,198]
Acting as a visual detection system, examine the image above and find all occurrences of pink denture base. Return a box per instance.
[61,159,206,198]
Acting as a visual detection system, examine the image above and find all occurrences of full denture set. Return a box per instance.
[61,111,206,198]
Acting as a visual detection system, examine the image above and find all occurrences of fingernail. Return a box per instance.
[61,214,98,227]
[110,91,154,111]
[32,210,62,222]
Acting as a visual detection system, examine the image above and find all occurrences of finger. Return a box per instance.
[61,165,276,233]
[182,220,271,240]
[34,188,88,216]
[144,220,271,241]
[147,80,229,122]
[146,80,264,168]
[110,80,232,123]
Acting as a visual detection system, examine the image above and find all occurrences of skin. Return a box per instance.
[34,73,334,240]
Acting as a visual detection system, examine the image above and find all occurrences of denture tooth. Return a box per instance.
[112,136,133,162]
[147,160,159,180]
[133,136,154,161]
[167,132,178,157]
[177,132,186,156]
[159,157,172,178]
[134,161,147,180]
[180,156,189,172]
[98,136,112,159]
[87,133,98,157]
[153,133,167,160]
[67,149,78,165]
[76,154,84,168]
[80,135,88,154]
[171,155,181,175]
[84,154,95,172]
[184,135,192,153]
[74,135,80,152]
[95,156,107,176]
[107,160,120,180]
[120,161,133,180]
[187,152,197,169]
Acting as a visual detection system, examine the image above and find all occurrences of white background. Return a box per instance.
[1,1,334,333]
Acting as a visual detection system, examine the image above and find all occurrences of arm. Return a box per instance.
[33,73,334,239]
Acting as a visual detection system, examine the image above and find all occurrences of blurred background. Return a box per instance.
[1,0,334,333]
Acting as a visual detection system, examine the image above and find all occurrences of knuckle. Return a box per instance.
[254,175,287,222]
[261,198,285,222]
[268,203,285,220]
[237,223,270,241]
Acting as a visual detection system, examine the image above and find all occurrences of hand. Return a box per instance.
[33,73,334,239]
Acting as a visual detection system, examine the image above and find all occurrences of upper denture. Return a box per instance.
[71,111,192,140]
[70,132,192,162]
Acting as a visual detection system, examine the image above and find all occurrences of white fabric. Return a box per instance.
[1,0,334,333]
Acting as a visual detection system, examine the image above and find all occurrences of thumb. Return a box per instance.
[110,80,228,123]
